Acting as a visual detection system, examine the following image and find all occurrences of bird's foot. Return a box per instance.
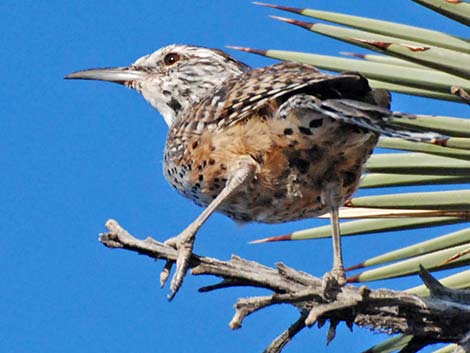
[321,265,347,299]
[160,227,197,300]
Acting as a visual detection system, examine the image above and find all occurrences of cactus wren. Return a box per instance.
[66,44,441,298]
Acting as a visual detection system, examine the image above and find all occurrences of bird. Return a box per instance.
[66,44,443,299]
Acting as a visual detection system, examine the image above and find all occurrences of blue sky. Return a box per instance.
[1,1,468,353]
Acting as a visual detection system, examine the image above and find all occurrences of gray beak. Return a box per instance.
[64,67,146,84]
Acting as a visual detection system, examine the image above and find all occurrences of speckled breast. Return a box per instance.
[164,115,378,224]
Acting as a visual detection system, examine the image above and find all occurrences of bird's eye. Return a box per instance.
[163,52,180,66]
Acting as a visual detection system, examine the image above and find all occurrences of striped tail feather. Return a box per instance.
[316,99,448,143]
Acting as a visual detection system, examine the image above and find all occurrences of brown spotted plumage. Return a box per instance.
[66,44,443,299]
[164,63,380,224]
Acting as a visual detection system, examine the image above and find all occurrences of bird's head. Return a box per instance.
[65,44,250,126]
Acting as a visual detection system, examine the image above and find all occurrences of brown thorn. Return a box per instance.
[269,15,315,29]
[432,137,449,147]
[344,262,365,272]
[250,233,293,244]
[253,1,304,14]
[346,274,360,283]
[226,45,268,56]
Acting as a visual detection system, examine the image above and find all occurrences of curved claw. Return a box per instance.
[167,239,195,301]
[161,161,257,300]
[160,260,173,288]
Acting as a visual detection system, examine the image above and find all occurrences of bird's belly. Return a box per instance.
[164,117,378,224]
[219,144,374,223]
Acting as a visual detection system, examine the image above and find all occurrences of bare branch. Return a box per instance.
[100,219,470,353]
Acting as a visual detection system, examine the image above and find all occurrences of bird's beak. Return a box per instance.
[64,66,146,85]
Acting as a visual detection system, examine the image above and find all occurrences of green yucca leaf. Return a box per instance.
[390,114,470,137]
[346,228,470,270]
[252,2,470,351]
[255,2,470,51]
[320,207,461,219]
[349,39,470,79]
[359,173,470,188]
[378,137,470,161]
[228,48,470,94]
[367,80,460,101]
[341,52,427,68]
[269,16,470,79]
[366,153,470,175]
[252,217,463,243]
[347,244,470,282]
[412,0,470,26]
[430,344,459,353]
[348,190,470,210]
[361,335,412,353]
[445,137,470,150]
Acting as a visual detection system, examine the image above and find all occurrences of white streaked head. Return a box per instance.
[66,44,250,126]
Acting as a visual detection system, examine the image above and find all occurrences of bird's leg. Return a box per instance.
[328,203,346,284]
[163,157,258,300]
[321,183,347,296]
